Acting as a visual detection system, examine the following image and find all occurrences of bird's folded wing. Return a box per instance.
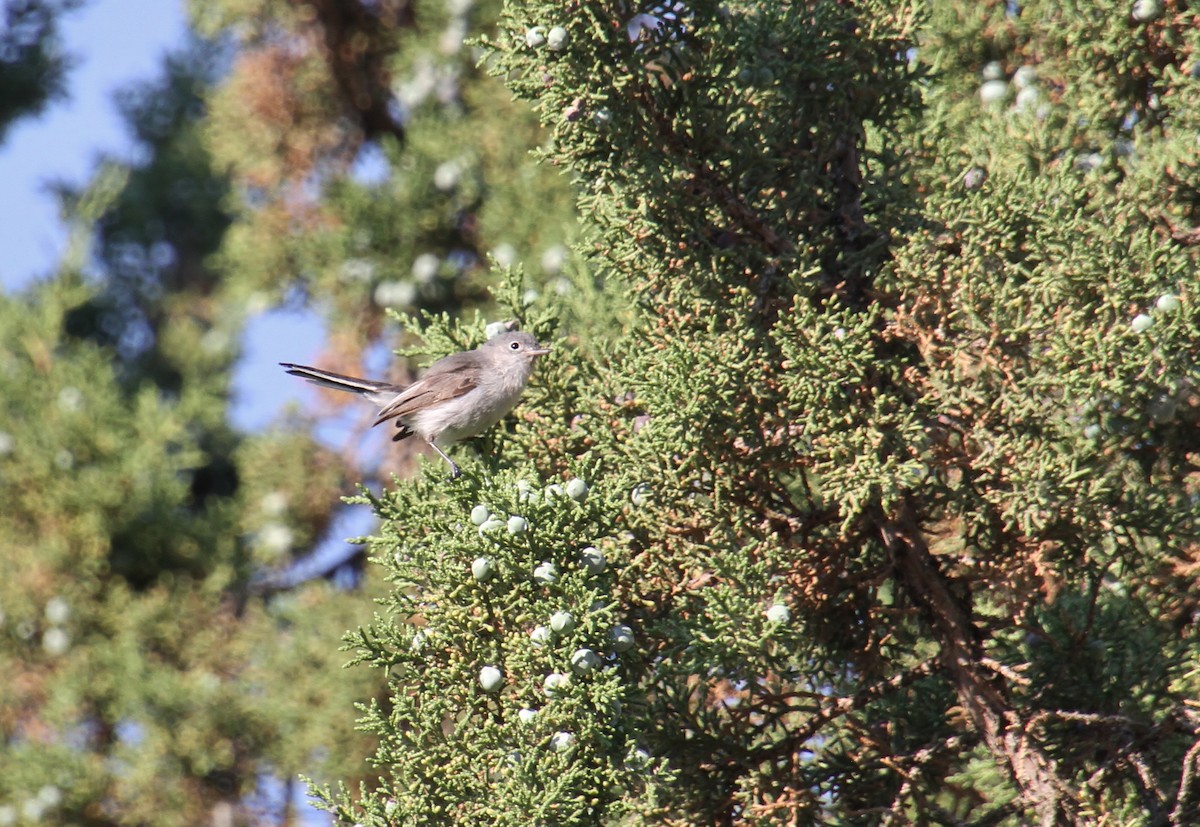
[372,365,477,426]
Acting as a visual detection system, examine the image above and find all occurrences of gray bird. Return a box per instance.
[281,331,551,479]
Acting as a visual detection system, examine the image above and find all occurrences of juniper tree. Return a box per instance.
[310,0,1200,825]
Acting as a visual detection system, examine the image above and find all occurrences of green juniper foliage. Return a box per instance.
[316,0,1200,825]
[330,466,667,825]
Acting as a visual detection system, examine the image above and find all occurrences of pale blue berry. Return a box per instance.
[626,747,652,769]
[1131,313,1153,333]
[412,252,440,282]
[550,610,575,634]
[36,785,61,808]
[472,557,496,582]
[765,604,791,624]
[479,665,504,693]
[570,648,600,675]
[433,161,461,192]
[1014,86,1040,113]
[579,546,606,574]
[981,61,1004,81]
[1156,294,1181,313]
[492,242,517,267]
[630,484,649,507]
[518,708,539,724]
[478,518,506,536]
[44,597,70,625]
[549,730,575,751]
[543,671,569,696]
[525,27,546,48]
[979,79,1008,104]
[610,624,635,652]
[546,26,568,50]
[530,625,551,646]
[507,515,529,535]
[588,599,614,620]
[470,504,491,525]
[533,562,559,584]
[541,244,567,275]
[1012,65,1037,89]
[42,628,69,656]
[1132,0,1162,22]
[565,478,589,501]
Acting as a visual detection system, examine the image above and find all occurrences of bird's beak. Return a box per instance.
[527,344,551,357]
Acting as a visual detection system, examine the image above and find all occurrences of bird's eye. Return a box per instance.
[510,341,521,350]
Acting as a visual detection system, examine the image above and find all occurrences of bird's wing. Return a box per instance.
[372,358,478,427]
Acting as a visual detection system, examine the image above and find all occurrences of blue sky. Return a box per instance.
[1,0,187,287]
[0,0,325,432]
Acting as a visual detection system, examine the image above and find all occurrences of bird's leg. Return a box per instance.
[427,439,461,480]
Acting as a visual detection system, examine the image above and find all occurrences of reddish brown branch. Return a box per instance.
[1170,736,1200,825]
[879,500,1080,826]
[759,659,938,761]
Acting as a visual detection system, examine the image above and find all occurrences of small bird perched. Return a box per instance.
[281,331,551,479]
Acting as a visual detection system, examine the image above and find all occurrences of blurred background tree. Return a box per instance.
[0,0,82,141]
[0,0,578,822]
[2,0,1198,825]
[0,21,382,826]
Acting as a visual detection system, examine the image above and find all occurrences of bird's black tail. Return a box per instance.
[280,363,395,397]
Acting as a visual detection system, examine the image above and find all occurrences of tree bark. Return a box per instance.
[880,501,1079,827]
